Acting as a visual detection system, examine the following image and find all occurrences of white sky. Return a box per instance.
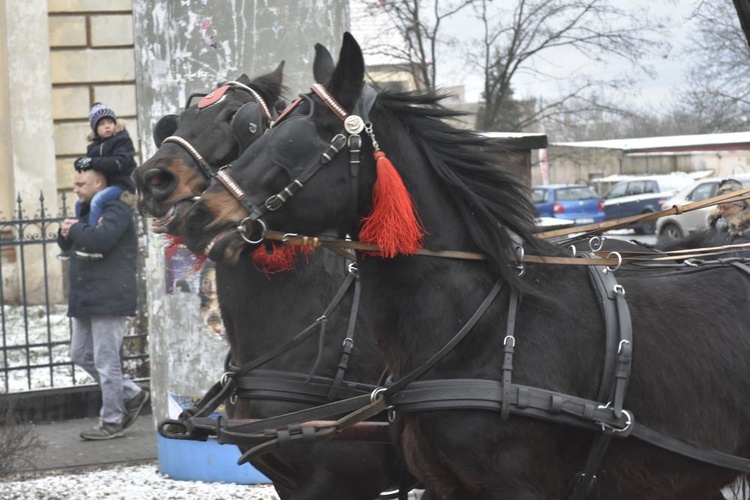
[434,0,702,106]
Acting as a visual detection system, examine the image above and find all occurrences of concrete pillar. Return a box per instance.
[132,0,348,482]
[0,1,62,304]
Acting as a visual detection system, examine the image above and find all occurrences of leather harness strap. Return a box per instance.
[158,262,369,438]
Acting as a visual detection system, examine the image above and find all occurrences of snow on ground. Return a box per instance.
[0,462,279,500]
[1,304,95,393]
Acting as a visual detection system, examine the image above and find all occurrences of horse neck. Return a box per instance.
[355,123,499,376]
[215,251,358,371]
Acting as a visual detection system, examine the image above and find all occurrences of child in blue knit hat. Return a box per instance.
[59,103,137,261]
[73,102,137,226]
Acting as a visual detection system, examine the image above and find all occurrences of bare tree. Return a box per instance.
[470,0,669,132]
[359,0,475,90]
[673,0,750,132]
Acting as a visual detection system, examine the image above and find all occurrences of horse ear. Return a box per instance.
[329,32,365,111]
[249,61,286,104]
[313,43,335,84]
[153,114,179,147]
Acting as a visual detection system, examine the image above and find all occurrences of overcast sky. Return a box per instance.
[436,0,702,106]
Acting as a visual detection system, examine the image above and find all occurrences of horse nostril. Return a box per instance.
[143,168,176,199]
[144,169,164,186]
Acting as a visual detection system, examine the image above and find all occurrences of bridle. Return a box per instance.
[205,83,377,251]
[160,81,275,185]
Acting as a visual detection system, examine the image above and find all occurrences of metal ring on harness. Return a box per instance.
[596,408,633,434]
[617,339,630,354]
[589,236,605,252]
[370,386,387,403]
[238,217,267,244]
[569,245,577,256]
[604,252,622,273]
[515,245,525,276]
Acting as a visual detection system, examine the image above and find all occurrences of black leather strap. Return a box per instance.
[501,289,519,420]
[328,273,362,400]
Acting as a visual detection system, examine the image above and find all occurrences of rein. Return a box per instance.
[537,187,750,240]
[259,229,750,271]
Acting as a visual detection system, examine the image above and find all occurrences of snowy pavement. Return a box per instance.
[0,463,280,500]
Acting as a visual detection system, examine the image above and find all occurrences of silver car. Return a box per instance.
[655,174,750,244]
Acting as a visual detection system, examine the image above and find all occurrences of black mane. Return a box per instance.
[372,90,554,287]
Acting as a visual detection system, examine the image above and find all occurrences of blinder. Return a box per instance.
[231,101,265,151]
[153,114,179,148]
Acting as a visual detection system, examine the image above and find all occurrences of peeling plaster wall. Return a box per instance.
[132,1,348,422]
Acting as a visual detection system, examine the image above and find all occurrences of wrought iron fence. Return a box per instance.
[0,192,149,393]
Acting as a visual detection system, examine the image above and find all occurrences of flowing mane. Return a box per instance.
[371,90,554,286]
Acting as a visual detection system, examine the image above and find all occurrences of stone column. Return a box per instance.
[0,0,61,304]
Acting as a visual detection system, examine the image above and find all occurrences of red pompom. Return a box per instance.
[359,150,424,257]
[250,244,315,276]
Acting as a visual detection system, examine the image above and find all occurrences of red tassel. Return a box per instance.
[359,150,424,257]
[250,244,315,276]
[162,234,207,271]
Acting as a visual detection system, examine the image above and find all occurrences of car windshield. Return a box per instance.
[555,186,600,201]
[604,182,628,199]
[532,189,548,203]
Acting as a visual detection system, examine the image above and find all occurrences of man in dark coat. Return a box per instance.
[58,169,148,440]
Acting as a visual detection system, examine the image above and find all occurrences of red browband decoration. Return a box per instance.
[198,85,231,109]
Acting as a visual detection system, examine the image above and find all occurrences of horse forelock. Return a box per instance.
[371,91,546,287]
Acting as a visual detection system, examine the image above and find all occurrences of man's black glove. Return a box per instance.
[74,157,92,172]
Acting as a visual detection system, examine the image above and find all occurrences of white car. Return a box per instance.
[655,174,750,244]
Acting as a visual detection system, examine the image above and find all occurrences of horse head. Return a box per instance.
[183,32,537,285]
[183,33,384,261]
[133,63,285,235]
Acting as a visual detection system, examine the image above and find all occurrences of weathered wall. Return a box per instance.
[132,0,348,422]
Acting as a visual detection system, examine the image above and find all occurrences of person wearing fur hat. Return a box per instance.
[660,178,750,258]
[72,102,137,228]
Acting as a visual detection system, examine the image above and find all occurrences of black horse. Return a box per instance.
[133,64,404,500]
[183,33,750,500]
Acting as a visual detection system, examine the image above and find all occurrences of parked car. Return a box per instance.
[532,184,605,226]
[602,174,693,234]
[655,174,750,244]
